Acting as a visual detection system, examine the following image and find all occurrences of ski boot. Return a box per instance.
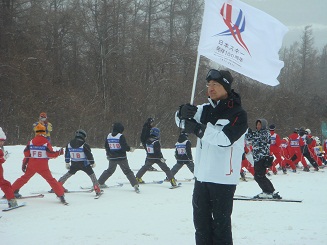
[59,195,68,205]
[99,184,108,188]
[136,177,145,184]
[170,178,177,187]
[240,172,246,181]
[8,199,18,208]
[134,185,140,193]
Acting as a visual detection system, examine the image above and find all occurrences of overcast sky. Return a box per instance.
[242,0,327,50]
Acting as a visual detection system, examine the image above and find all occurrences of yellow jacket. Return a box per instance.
[33,121,52,138]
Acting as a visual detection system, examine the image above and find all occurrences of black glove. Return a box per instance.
[22,163,27,173]
[263,155,274,168]
[184,119,206,138]
[179,104,197,119]
[22,159,28,172]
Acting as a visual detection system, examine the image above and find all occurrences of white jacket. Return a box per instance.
[176,101,247,185]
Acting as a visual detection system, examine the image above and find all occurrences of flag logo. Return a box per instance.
[215,3,250,55]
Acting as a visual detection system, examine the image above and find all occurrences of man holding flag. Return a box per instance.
[178,0,288,244]
[176,69,248,244]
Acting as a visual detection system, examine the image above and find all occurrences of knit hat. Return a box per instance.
[269,124,275,131]
[0,127,6,141]
[35,124,46,135]
[206,69,233,93]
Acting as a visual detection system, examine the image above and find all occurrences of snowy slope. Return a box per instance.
[1,145,327,245]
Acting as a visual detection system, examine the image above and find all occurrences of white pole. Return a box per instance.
[190,53,201,105]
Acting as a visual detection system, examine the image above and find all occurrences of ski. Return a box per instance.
[2,194,45,199]
[135,180,164,185]
[2,202,27,212]
[164,178,193,183]
[170,183,182,189]
[1,194,44,204]
[80,183,123,190]
[233,196,302,203]
[66,190,93,193]
[132,168,164,172]
[31,189,93,194]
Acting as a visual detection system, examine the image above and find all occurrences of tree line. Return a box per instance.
[1,1,326,148]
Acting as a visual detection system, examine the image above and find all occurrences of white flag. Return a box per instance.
[198,0,288,86]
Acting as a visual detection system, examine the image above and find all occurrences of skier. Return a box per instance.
[0,127,18,208]
[33,112,52,142]
[288,128,310,171]
[136,127,177,187]
[240,141,255,181]
[305,129,324,167]
[279,137,297,173]
[269,124,282,174]
[98,123,139,193]
[176,69,248,245]
[247,119,281,199]
[140,117,157,171]
[11,124,67,204]
[170,132,194,178]
[298,127,319,171]
[53,129,102,196]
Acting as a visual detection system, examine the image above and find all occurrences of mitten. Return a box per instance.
[4,151,9,160]
[178,103,197,119]
[185,119,206,138]
[58,148,64,155]
[92,163,96,168]
[22,162,27,173]
[65,163,71,169]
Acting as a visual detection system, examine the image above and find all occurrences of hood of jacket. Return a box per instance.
[112,123,124,136]
[256,118,268,130]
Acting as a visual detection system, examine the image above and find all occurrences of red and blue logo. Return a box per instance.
[215,3,250,55]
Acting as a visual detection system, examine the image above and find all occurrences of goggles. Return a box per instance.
[206,69,223,82]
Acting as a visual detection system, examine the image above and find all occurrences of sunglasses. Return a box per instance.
[206,69,223,82]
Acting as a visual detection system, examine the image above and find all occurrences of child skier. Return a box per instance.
[11,124,67,204]
[54,129,102,197]
[98,123,140,193]
[136,127,177,187]
[170,132,194,178]
[0,127,18,208]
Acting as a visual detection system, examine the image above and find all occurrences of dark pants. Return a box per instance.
[171,160,194,176]
[136,158,174,180]
[193,180,236,245]
[254,159,275,193]
[98,158,137,187]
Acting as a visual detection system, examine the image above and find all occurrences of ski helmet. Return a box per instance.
[150,127,160,137]
[75,129,87,140]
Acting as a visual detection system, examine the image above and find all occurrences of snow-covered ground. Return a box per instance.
[1,145,327,245]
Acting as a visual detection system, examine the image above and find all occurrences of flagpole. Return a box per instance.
[190,53,201,105]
